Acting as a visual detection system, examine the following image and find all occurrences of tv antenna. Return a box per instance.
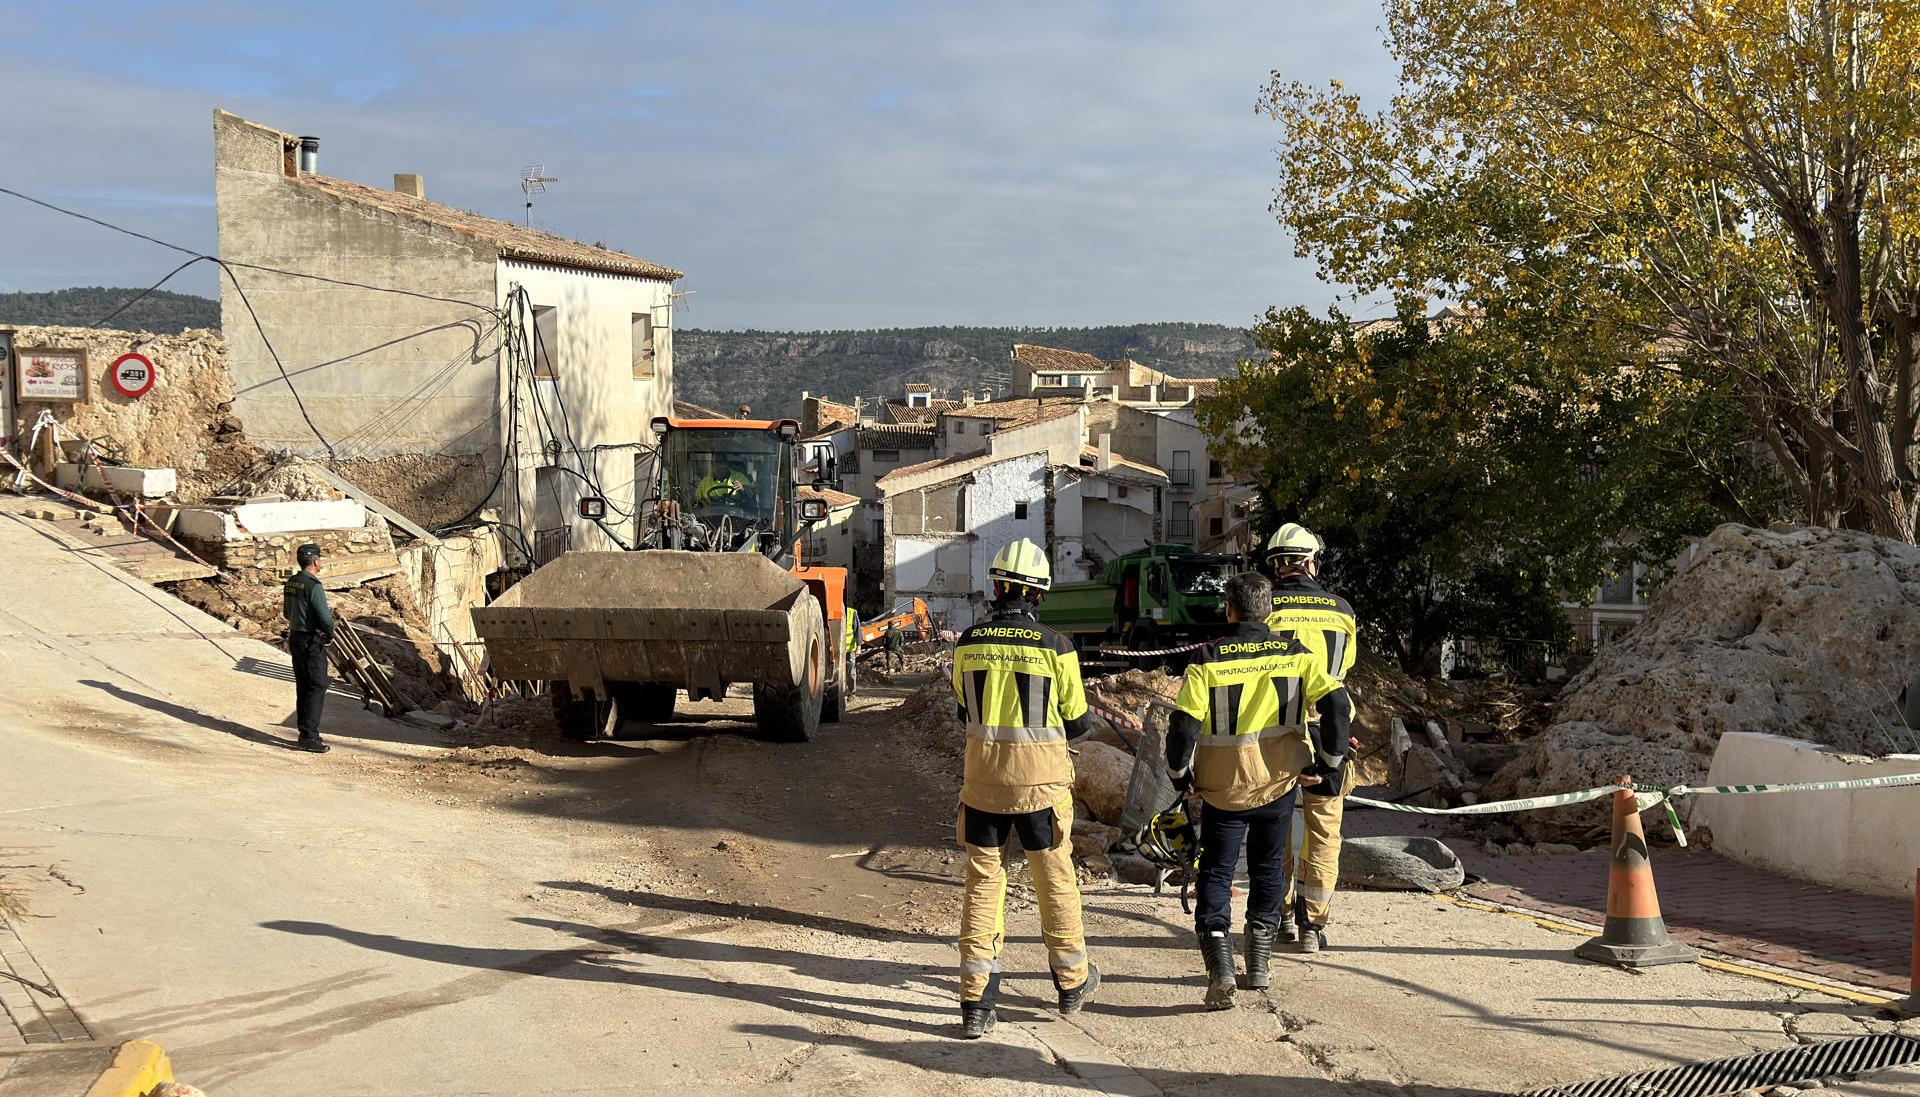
[520,165,558,226]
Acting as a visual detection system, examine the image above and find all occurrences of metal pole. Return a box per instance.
[1909,867,1918,1013]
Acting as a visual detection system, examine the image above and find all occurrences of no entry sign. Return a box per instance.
[109,353,155,398]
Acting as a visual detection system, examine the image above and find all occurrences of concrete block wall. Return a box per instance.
[1692,732,1920,898]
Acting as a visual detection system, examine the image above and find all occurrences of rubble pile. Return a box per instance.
[1486,523,1920,843]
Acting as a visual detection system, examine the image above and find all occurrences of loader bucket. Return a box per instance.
[470,550,817,696]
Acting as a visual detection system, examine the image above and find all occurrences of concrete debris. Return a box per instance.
[404,709,459,730]
[1071,741,1135,826]
[1339,836,1466,893]
[1071,821,1121,860]
[1488,523,1920,842]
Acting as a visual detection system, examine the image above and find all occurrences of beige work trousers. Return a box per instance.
[956,797,1089,1002]
[1283,760,1358,926]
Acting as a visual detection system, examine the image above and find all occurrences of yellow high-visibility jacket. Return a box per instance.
[1167,623,1349,812]
[1266,574,1358,682]
[951,607,1090,815]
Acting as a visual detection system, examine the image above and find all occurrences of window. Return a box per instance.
[1116,484,1128,499]
[1014,502,1029,520]
[872,449,900,463]
[531,305,557,378]
[1209,458,1224,480]
[979,422,993,436]
[631,312,656,379]
[908,391,930,408]
[1170,501,1194,539]
[1209,516,1224,537]
[1169,450,1193,487]
[952,421,965,434]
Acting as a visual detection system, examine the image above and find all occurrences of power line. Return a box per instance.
[218,260,334,458]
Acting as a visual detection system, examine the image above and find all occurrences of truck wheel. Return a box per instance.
[551,681,616,741]
[755,627,824,742]
[611,683,677,730]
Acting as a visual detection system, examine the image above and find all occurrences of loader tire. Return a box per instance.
[552,681,616,741]
[822,645,851,724]
[755,627,825,743]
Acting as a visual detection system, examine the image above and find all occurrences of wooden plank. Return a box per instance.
[296,462,443,547]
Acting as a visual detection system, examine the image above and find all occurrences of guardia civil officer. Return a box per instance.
[1263,523,1360,953]
[1166,571,1350,1009]
[950,538,1099,1038]
[282,542,334,753]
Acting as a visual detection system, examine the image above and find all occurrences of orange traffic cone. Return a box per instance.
[1574,776,1699,968]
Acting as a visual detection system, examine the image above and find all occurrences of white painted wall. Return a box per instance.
[1692,732,1920,898]
[497,259,675,555]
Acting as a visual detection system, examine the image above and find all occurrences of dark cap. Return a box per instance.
[296,543,322,566]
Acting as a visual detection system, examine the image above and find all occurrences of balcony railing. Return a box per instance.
[1168,519,1196,539]
[1168,468,1194,487]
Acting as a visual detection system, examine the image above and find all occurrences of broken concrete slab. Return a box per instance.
[1340,835,1466,892]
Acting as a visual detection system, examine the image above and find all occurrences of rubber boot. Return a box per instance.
[1276,917,1299,946]
[1241,923,1275,990]
[1299,924,1327,954]
[960,1003,996,1039]
[1057,961,1100,1015]
[1199,930,1236,1010]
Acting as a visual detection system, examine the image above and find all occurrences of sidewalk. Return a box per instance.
[1347,805,1914,994]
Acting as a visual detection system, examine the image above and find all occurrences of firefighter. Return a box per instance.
[1263,523,1359,953]
[950,538,1099,1038]
[1166,571,1350,1009]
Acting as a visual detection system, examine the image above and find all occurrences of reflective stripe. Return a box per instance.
[1050,949,1087,970]
[967,723,1067,743]
[961,957,1001,974]
[1197,724,1306,745]
[1210,684,1233,736]
[1295,882,1335,903]
[1317,749,1345,768]
[1323,629,1349,679]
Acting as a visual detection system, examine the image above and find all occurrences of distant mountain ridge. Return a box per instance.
[0,289,1254,418]
[674,323,1256,418]
[0,287,219,334]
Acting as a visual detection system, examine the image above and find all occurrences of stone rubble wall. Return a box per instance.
[1486,523,1920,842]
[186,518,397,585]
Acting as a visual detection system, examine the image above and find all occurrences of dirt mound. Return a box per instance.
[1487,523,1920,842]
[897,674,965,758]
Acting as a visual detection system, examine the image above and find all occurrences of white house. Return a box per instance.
[212,110,679,558]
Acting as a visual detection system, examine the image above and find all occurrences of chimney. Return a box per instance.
[963,392,975,407]
[393,173,425,200]
[1097,433,1113,472]
[738,403,752,418]
[297,136,320,174]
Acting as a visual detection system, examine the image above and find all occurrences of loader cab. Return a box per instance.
[647,417,819,557]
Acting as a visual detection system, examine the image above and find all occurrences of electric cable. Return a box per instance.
[87,256,213,328]
[217,260,334,458]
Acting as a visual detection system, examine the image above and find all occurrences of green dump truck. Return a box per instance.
[1036,545,1239,662]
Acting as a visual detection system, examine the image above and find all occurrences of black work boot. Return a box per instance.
[1057,961,1100,1014]
[296,736,329,754]
[1299,924,1328,954]
[1276,917,1300,946]
[1241,923,1276,990]
[960,1002,996,1039]
[1198,930,1236,1010]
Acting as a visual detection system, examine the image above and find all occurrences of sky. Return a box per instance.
[0,1,1398,331]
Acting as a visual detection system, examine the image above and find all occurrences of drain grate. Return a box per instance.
[1523,1034,1920,1097]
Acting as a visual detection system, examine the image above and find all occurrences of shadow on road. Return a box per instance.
[79,678,302,750]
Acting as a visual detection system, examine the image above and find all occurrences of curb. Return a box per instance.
[83,1041,172,1097]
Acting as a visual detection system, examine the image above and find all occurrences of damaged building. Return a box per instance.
[212,109,681,556]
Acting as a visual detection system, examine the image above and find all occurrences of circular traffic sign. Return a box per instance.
[109,353,155,398]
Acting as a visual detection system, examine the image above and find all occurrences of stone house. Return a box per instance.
[212,110,681,558]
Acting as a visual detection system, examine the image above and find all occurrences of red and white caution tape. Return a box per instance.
[1093,640,1209,658]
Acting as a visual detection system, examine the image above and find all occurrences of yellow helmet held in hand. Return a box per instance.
[988,537,1052,592]
[1265,522,1321,563]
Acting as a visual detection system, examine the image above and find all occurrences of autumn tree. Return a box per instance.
[1264,0,1920,540]
[1198,310,1770,672]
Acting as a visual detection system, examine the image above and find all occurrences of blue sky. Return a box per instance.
[0,1,1396,330]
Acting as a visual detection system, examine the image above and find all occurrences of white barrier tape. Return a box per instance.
[1349,771,1920,848]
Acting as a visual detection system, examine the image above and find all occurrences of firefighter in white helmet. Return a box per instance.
[949,538,1099,1038]
[1263,522,1360,953]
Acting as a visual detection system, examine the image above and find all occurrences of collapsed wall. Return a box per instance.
[1486,523,1920,843]
[5,325,259,500]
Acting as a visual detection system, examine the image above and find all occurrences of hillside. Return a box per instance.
[674,323,1256,417]
[0,290,1253,418]
[0,287,219,334]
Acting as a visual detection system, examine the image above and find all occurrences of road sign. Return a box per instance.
[109,353,155,398]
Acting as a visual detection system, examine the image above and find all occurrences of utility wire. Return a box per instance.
[88,255,213,328]
[218,260,334,458]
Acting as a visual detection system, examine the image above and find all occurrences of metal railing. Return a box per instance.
[1168,468,1194,487]
[1168,519,1196,538]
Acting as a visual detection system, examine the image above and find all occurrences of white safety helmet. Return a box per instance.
[988,538,1053,592]
[1265,522,1321,564]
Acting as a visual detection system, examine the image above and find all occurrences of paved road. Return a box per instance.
[1,511,1914,1096]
